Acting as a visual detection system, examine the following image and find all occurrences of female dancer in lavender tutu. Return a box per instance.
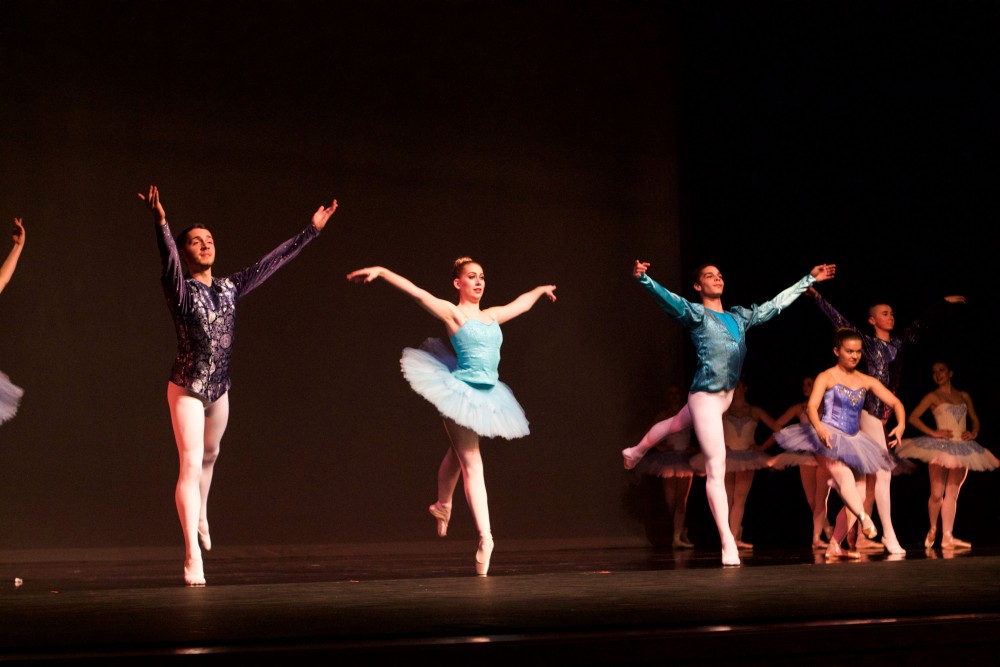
[897,361,997,550]
[767,375,835,550]
[774,328,904,560]
[141,186,337,586]
[347,258,556,576]
[622,260,836,566]
[1,218,26,424]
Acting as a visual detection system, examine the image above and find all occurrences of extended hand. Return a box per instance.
[346,267,382,283]
[541,285,557,302]
[11,218,24,245]
[944,295,966,304]
[138,185,166,223]
[810,264,836,282]
[632,260,650,279]
[312,199,338,231]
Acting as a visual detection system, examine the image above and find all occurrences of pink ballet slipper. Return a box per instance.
[475,534,494,576]
[428,502,451,538]
[198,522,212,552]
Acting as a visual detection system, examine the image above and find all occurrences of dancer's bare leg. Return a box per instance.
[429,427,462,537]
[442,418,494,575]
[688,391,739,566]
[623,404,694,469]
[818,456,873,558]
[940,466,971,549]
[925,463,947,547]
[730,470,754,548]
[664,476,694,547]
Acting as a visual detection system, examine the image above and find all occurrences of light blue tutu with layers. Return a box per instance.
[401,337,529,440]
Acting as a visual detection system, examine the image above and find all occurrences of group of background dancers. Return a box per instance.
[623,263,995,565]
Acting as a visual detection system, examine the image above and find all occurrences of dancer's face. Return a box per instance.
[931,362,952,387]
[834,338,863,371]
[868,304,895,332]
[694,265,724,298]
[801,377,814,397]
[180,228,215,273]
[454,262,485,302]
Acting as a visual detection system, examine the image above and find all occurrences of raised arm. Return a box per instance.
[0,218,25,295]
[486,285,556,325]
[347,266,462,329]
[748,264,837,327]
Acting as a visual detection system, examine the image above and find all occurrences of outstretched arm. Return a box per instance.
[750,263,837,326]
[138,185,167,225]
[487,285,557,324]
[347,266,462,329]
[0,218,25,294]
[311,200,338,231]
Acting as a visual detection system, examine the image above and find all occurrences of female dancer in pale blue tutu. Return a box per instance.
[347,258,556,576]
[622,260,836,566]
[1,218,26,424]
[774,328,904,560]
[897,361,997,550]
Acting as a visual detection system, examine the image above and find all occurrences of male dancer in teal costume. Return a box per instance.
[623,260,836,566]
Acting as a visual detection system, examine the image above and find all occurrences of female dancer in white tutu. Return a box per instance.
[897,361,997,550]
[766,375,835,550]
[622,260,836,566]
[141,186,337,585]
[1,218,26,424]
[347,258,556,576]
[774,328,904,560]
[631,384,700,549]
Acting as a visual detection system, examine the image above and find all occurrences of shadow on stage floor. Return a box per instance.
[3,539,999,665]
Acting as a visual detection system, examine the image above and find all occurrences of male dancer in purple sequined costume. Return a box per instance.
[141,186,337,585]
[807,287,965,555]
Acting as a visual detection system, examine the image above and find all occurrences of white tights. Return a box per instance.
[633,390,738,558]
[859,410,900,546]
[167,382,228,563]
[436,418,491,540]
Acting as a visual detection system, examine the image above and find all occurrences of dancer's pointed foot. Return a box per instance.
[825,542,861,561]
[428,502,451,538]
[855,534,882,551]
[475,534,494,576]
[924,527,937,548]
[941,533,972,549]
[184,558,205,586]
[859,512,877,540]
[622,447,642,470]
[198,522,212,552]
[812,538,830,551]
[735,540,753,549]
[721,538,741,566]
[882,537,905,556]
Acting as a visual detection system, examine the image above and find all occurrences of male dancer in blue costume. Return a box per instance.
[622,260,836,566]
[141,185,338,585]
[807,287,965,555]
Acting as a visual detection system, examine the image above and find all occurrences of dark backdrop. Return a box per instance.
[0,0,996,553]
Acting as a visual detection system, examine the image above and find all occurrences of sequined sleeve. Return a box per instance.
[156,221,192,317]
[742,274,816,329]
[812,292,854,330]
[230,224,320,300]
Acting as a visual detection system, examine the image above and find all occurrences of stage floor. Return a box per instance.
[2,540,999,665]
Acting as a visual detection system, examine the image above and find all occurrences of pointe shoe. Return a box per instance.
[475,535,494,576]
[882,537,905,556]
[721,539,741,566]
[428,502,451,538]
[198,523,212,552]
[855,534,882,551]
[735,539,753,549]
[622,447,642,470]
[859,513,877,540]
[941,533,972,549]
[184,558,206,586]
[825,543,861,561]
[924,527,937,549]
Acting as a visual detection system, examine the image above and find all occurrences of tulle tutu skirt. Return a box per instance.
[690,448,773,473]
[0,371,24,424]
[400,338,529,440]
[635,448,701,478]
[767,451,818,470]
[774,423,894,474]
[896,437,1000,471]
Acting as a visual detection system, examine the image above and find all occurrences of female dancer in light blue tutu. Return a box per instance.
[774,328,904,560]
[347,258,556,576]
[897,361,997,550]
[622,260,836,566]
[1,218,26,424]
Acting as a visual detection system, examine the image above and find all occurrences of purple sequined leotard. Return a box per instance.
[157,221,319,403]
